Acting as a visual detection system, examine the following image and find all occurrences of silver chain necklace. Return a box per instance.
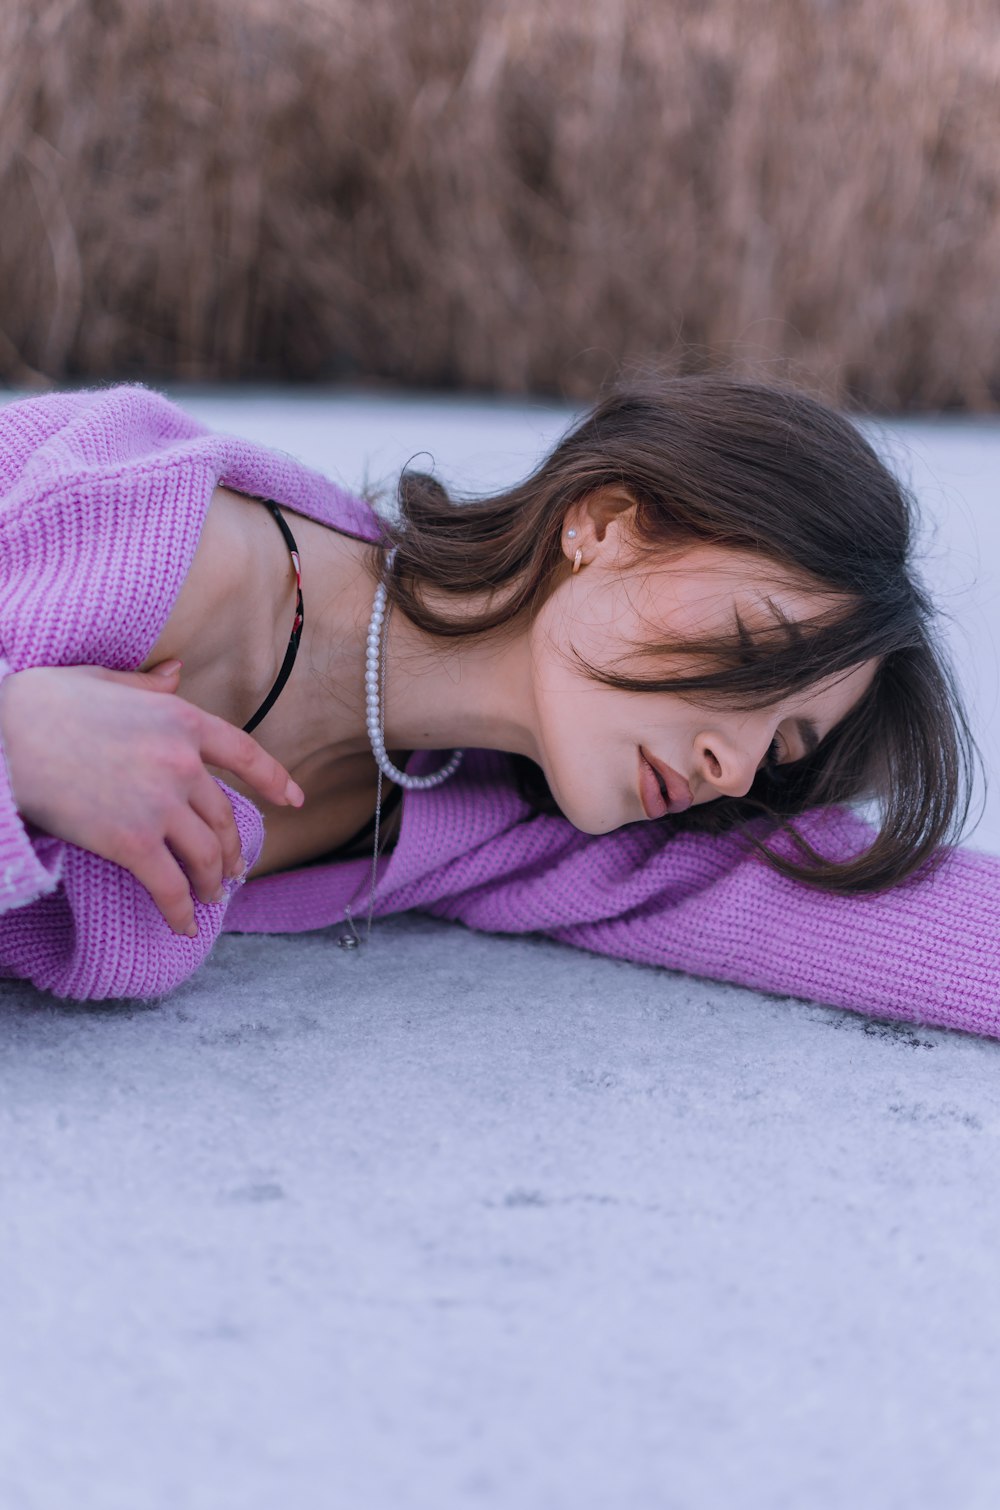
[338,547,464,948]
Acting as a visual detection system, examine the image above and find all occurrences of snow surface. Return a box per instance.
[2,392,1000,1510]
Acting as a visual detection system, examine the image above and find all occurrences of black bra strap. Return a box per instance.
[243,500,304,734]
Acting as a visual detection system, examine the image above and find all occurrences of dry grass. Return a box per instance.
[1,0,999,407]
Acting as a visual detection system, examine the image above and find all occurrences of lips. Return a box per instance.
[638,747,693,819]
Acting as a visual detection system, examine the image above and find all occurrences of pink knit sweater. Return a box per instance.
[0,386,997,1035]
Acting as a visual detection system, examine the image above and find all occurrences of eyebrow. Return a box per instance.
[796,717,820,759]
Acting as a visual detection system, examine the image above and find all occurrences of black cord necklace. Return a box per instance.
[243,499,304,734]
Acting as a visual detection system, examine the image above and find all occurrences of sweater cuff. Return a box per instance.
[0,660,64,914]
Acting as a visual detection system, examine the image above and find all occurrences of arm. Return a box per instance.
[0,387,312,997]
[418,804,1000,1039]
[0,662,300,999]
[0,658,66,913]
[0,783,264,1001]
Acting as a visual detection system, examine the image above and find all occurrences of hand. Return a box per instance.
[0,661,304,936]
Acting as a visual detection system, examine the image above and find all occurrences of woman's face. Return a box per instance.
[526,502,877,834]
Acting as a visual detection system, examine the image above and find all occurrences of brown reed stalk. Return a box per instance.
[1,0,998,407]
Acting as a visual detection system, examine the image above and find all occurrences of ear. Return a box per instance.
[560,486,637,568]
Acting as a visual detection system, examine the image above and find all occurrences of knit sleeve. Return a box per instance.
[0,659,65,914]
[0,386,257,998]
[418,804,1000,1039]
[0,779,265,1001]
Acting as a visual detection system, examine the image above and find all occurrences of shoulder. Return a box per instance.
[0,385,209,489]
[0,384,382,543]
[0,384,380,670]
[0,385,216,551]
[0,386,218,670]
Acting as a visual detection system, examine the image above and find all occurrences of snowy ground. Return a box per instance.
[2,392,1000,1510]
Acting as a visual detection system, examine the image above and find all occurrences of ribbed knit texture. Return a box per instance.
[0,387,998,1032]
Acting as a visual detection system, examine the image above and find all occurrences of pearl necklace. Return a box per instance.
[365,548,464,790]
[340,547,463,949]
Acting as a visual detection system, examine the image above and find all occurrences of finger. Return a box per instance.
[189,769,245,878]
[129,846,200,937]
[166,808,226,906]
[144,659,184,685]
[89,661,183,695]
[196,710,305,808]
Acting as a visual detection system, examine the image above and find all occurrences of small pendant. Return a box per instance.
[337,934,360,950]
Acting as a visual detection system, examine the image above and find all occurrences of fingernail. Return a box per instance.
[229,858,248,883]
[211,887,226,904]
[285,780,305,807]
[155,659,183,677]
[185,923,198,938]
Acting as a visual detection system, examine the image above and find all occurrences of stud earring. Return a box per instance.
[567,528,578,539]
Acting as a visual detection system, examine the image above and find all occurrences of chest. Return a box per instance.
[225,746,402,877]
[142,484,396,873]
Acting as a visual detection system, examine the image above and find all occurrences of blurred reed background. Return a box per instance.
[1,0,998,407]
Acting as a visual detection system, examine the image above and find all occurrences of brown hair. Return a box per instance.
[379,376,977,895]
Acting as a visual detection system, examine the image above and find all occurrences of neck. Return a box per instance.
[309,539,542,765]
[380,610,541,763]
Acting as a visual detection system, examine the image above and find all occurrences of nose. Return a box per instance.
[695,732,760,800]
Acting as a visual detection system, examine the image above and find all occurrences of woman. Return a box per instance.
[0,378,996,1033]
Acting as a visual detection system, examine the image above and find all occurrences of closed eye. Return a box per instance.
[760,736,784,773]
[763,719,822,771]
